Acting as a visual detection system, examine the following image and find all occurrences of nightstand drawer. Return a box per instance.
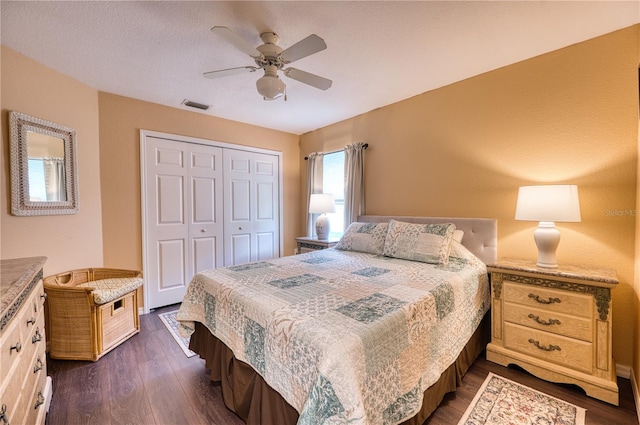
[504,302,592,342]
[503,281,593,319]
[295,237,339,253]
[504,322,592,374]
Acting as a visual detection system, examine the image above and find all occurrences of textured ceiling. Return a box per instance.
[1,1,638,135]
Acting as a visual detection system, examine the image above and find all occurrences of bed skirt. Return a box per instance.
[189,312,490,425]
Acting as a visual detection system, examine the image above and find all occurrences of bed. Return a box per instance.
[177,215,497,425]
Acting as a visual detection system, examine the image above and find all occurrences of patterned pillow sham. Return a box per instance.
[382,219,456,265]
[334,222,388,255]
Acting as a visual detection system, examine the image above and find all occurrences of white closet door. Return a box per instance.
[188,144,224,276]
[223,149,280,266]
[143,137,222,309]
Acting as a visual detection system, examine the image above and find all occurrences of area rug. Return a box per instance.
[158,310,196,358]
[457,372,586,425]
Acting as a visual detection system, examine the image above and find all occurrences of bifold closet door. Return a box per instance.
[143,137,223,309]
[223,149,280,266]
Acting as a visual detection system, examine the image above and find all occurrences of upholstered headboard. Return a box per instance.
[357,215,498,264]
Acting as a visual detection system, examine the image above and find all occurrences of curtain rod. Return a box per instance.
[304,143,368,160]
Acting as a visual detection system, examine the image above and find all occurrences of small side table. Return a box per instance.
[486,259,619,405]
[295,236,340,254]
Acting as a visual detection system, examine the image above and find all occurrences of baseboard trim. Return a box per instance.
[618,363,631,379]
[630,368,640,425]
[139,307,145,316]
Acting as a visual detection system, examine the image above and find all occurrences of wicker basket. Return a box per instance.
[44,268,142,361]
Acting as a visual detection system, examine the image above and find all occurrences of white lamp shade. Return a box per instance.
[309,193,336,214]
[515,185,581,223]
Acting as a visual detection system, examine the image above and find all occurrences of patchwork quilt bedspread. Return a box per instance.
[177,243,489,425]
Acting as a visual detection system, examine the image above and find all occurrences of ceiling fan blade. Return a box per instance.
[211,26,262,58]
[203,66,258,79]
[283,68,332,90]
[280,34,327,63]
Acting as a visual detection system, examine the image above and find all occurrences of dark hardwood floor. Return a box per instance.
[46,305,638,425]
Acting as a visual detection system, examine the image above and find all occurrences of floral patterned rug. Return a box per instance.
[158,310,196,357]
[458,372,586,425]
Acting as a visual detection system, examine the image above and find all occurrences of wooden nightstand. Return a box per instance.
[295,236,340,254]
[486,259,619,405]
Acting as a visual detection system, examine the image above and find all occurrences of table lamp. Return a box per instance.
[515,185,581,268]
[309,193,335,239]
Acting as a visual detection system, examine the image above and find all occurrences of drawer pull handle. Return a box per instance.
[10,341,22,353]
[527,314,561,326]
[34,391,45,409]
[26,316,36,326]
[32,328,42,344]
[528,294,561,304]
[40,292,47,300]
[34,356,44,373]
[528,338,561,352]
[0,403,8,424]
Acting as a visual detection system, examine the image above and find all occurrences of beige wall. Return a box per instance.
[301,26,640,369]
[635,24,640,414]
[1,46,104,275]
[97,93,300,276]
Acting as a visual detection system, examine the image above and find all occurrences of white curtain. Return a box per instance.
[343,143,366,227]
[306,153,324,237]
[43,158,66,201]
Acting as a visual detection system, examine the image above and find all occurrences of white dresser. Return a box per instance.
[1,257,51,425]
[486,259,619,405]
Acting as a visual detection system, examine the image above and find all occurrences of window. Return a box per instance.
[322,151,345,238]
[27,158,47,201]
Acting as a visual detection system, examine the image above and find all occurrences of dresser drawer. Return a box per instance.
[503,302,593,342]
[504,322,592,374]
[0,377,23,425]
[25,336,47,389]
[23,296,45,354]
[0,318,23,385]
[503,281,593,319]
[23,366,48,425]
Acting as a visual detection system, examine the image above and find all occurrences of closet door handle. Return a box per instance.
[200,228,207,233]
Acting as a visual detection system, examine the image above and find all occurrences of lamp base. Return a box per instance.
[534,222,560,268]
[315,213,330,240]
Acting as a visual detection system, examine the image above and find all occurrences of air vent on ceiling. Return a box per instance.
[182,99,210,110]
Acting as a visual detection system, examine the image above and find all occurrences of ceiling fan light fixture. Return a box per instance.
[256,74,285,100]
[207,27,331,100]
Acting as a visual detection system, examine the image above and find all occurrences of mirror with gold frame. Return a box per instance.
[9,111,79,216]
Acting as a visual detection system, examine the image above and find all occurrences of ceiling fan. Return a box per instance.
[204,26,332,101]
